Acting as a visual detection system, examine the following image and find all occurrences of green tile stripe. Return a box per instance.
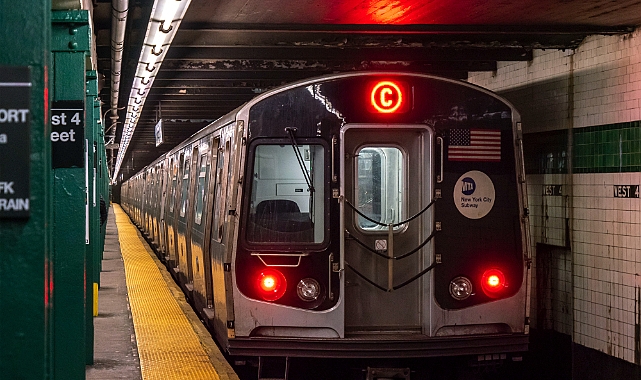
[524,121,641,174]
[573,121,641,173]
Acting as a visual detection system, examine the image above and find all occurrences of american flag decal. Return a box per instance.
[448,129,501,162]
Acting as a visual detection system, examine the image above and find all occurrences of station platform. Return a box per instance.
[86,204,239,380]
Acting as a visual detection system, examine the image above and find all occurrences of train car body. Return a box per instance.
[121,72,531,378]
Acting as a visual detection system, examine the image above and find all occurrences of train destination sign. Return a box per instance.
[0,66,31,218]
[368,80,410,114]
[51,100,84,168]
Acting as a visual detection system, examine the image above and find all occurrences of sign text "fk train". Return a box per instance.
[0,182,15,194]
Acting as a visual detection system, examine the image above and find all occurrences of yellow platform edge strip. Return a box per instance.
[114,205,238,380]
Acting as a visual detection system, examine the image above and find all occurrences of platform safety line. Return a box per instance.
[113,205,224,380]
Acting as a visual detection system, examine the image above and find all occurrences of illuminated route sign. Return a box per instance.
[368,80,410,114]
[0,66,31,218]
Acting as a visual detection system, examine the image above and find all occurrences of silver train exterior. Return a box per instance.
[121,72,531,365]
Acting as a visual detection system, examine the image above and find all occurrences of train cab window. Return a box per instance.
[246,143,325,244]
[356,147,405,231]
[194,153,208,225]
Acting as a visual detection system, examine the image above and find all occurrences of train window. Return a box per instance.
[150,170,155,207]
[356,147,404,231]
[179,156,190,218]
[194,153,208,225]
[246,143,325,244]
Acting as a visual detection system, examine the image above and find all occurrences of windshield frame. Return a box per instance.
[240,137,331,251]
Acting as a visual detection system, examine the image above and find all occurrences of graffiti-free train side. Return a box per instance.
[121,72,531,377]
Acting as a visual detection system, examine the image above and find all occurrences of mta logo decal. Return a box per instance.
[461,177,476,195]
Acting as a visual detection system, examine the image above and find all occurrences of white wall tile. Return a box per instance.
[469,28,641,364]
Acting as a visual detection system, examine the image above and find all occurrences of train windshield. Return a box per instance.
[246,143,325,244]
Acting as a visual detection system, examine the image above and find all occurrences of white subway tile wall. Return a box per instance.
[468,29,641,364]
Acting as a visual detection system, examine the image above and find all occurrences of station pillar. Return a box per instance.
[51,9,90,379]
[0,1,52,379]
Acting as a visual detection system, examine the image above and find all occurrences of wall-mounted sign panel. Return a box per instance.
[154,119,164,147]
[0,66,31,218]
[543,185,563,196]
[613,185,639,198]
[51,100,84,168]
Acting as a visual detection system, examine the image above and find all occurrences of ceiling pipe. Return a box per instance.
[110,0,128,128]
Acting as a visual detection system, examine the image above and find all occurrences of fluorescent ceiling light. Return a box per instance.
[112,0,192,183]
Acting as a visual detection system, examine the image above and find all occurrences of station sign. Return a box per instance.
[51,100,84,168]
[0,66,31,218]
[154,119,164,147]
[543,185,563,196]
[613,185,639,198]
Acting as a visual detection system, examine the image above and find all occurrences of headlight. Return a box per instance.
[449,276,473,300]
[296,278,321,301]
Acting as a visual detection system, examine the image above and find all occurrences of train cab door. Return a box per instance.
[341,124,434,334]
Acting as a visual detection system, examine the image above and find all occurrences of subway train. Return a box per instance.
[121,72,531,379]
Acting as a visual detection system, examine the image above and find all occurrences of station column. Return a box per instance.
[51,9,90,379]
[0,0,52,379]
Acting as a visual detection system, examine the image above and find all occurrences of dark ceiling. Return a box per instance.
[90,0,641,182]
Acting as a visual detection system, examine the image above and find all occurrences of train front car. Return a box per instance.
[230,73,530,376]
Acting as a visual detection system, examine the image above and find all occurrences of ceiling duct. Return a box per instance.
[109,0,128,131]
[112,0,192,182]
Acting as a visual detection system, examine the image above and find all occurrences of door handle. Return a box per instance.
[436,136,444,183]
[331,135,337,183]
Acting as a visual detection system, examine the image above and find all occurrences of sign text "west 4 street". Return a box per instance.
[51,100,84,168]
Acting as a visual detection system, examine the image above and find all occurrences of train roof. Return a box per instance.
[135,71,520,178]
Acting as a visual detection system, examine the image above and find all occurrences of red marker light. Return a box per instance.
[370,81,404,113]
[256,269,287,301]
[260,275,276,292]
[487,274,500,287]
[481,268,506,297]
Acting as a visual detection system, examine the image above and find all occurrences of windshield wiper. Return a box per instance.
[285,127,314,193]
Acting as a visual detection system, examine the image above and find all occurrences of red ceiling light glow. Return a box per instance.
[370,80,404,113]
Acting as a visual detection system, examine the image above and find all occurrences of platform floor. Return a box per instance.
[86,205,238,380]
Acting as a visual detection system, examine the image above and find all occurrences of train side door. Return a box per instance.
[165,153,184,268]
[190,146,212,310]
[341,124,433,333]
[179,146,200,289]
[158,161,167,254]
[166,157,179,266]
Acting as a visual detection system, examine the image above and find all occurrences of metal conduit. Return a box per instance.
[110,0,128,134]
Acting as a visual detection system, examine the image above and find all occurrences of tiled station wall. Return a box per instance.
[468,29,641,364]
